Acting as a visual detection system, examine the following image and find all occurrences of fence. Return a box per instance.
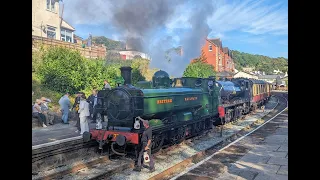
[32,35,107,59]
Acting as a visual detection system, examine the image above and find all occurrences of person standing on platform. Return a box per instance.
[87,89,98,123]
[78,94,90,135]
[134,116,155,172]
[59,92,71,124]
[73,92,84,132]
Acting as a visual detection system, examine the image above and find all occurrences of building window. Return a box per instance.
[46,0,56,12]
[61,28,73,43]
[47,26,56,39]
[209,44,212,51]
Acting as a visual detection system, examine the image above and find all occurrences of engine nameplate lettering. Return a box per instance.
[184,97,198,101]
[157,99,173,104]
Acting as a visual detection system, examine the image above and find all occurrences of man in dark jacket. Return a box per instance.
[87,89,98,123]
[73,92,84,132]
[133,116,155,172]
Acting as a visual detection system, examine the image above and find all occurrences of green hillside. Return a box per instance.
[91,36,125,50]
[232,50,288,74]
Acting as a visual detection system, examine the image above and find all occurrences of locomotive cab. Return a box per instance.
[152,70,171,88]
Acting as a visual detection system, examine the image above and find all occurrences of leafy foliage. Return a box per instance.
[32,51,42,72]
[37,47,87,94]
[34,47,148,96]
[84,60,121,90]
[92,36,124,50]
[232,50,288,74]
[183,58,216,78]
[131,59,148,84]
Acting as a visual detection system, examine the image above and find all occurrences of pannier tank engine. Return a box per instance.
[82,66,220,156]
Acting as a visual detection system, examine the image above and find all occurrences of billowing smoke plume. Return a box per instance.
[111,0,184,51]
[64,0,214,77]
[148,1,214,76]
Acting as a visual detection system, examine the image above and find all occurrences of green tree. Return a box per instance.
[92,36,124,50]
[130,58,149,85]
[104,58,149,85]
[84,59,121,91]
[183,61,216,78]
[37,47,87,94]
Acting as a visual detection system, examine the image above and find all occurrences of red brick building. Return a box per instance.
[222,47,235,72]
[200,38,235,73]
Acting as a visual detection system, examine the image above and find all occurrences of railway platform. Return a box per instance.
[172,106,288,180]
[32,119,107,147]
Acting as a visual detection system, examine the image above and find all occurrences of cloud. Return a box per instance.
[63,0,287,38]
[209,0,287,36]
[61,0,288,69]
[239,36,267,44]
[165,0,288,37]
[62,0,114,25]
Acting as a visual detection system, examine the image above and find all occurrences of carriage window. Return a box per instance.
[256,85,258,95]
[265,85,267,93]
[255,85,257,95]
[245,82,249,89]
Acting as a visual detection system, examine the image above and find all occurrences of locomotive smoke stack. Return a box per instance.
[120,66,132,85]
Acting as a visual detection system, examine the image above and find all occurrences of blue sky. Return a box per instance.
[63,0,288,59]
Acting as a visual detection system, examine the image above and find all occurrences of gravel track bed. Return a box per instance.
[105,97,279,180]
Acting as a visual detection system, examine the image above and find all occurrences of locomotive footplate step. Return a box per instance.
[32,121,108,146]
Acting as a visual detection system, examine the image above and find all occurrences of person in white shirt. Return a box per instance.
[78,94,90,135]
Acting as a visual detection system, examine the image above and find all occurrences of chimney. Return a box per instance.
[120,66,132,85]
[125,43,132,50]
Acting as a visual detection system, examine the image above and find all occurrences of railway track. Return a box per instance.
[154,92,288,180]
[105,92,287,180]
[32,138,98,164]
